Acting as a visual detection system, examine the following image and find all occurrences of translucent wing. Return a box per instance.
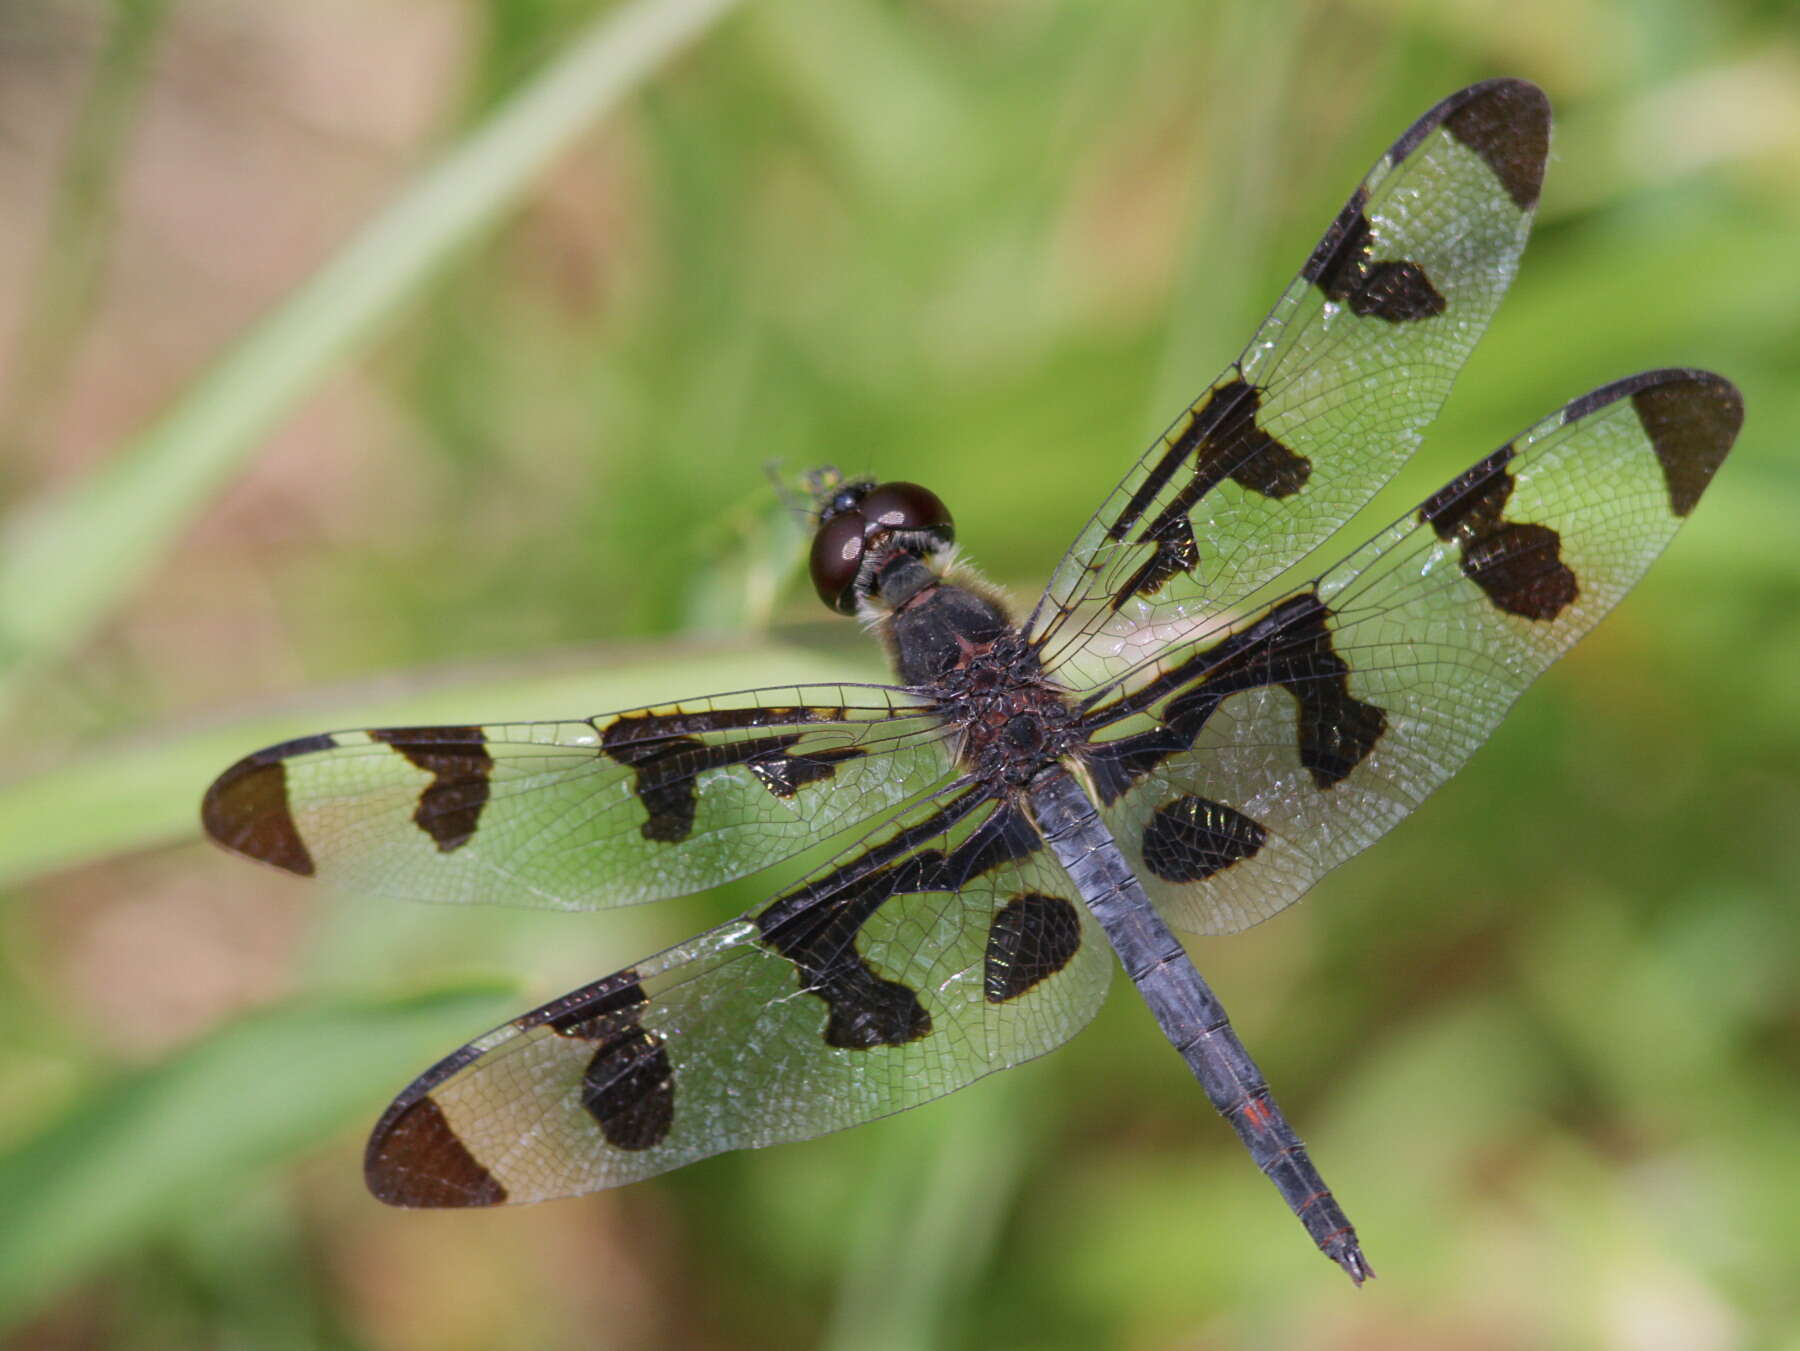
[1074,371,1740,935]
[1031,79,1551,685]
[202,684,953,910]
[364,787,1113,1204]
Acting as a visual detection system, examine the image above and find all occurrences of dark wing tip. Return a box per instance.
[1440,78,1551,211]
[1564,369,1744,517]
[1389,79,1550,213]
[200,734,336,876]
[1631,371,1743,516]
[365,1094,508,1208]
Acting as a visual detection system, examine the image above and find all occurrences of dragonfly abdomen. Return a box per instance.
[1028,767,1373,1285]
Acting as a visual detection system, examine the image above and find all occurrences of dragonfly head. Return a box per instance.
[806,470,955,615]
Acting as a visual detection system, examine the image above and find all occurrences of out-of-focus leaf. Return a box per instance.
[0,983,515,1329]
[0,0,747,720]
[817,1074,1029,1351]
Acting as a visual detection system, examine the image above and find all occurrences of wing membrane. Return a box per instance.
[202,684,953,910]
[1033,79,1551,686]
[365,788,1113,1204]
[1078,371,1740,935]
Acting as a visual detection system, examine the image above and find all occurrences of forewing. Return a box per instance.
[202,685,953,910]
[1032,79,1551,684]
[1078,371,1741,935]
[364,788,1113,1204]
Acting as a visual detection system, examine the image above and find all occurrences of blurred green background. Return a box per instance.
[1,1,1797,1348]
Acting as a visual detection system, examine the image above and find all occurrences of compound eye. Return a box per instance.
[859,482,953,539]
[809,510,868,613]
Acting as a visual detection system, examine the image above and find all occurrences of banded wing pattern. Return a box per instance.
[1032,78,1551,683]
[365,787,1111,1205]
[1076,370,1742,936]
[203,686,952,910]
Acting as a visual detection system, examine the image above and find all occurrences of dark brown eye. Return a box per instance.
[810,510,869,613]
[860,482,953,537]
[808,479,955,615]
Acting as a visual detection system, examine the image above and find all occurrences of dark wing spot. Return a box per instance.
[601,715,704,842]
[604,710,863,842]
[1118,514,1199,602]
[929,803,1043,890]
[1299,689,1390,787]
[1459,523,1578,620]
[1085,591,1387,800]
[200,733,335,875]
[1442,78,1550,211]
[1302,191,1445,323]
[370,727,492,854]
[1628,375,1744,517]
[1198,384,1314,501]
[1303,189,1371,293]
[579,1029,675,1152]
[1349,259,1446,322]
[1141,796,1268,884]
[1112,380,1311,607]
[546,976,676,1151]
[1419,445,1515,533]
[984,892,1083,1003]
[604,704,853,736]
[1420,445,1577,620]
[756,798,1034,1049]
[746,745,865,798]
[364,1096,508,1208]
[762,868,932,1049]
[757,864,933,1053]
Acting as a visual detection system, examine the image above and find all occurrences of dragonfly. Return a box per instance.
[201,79,1742,1283]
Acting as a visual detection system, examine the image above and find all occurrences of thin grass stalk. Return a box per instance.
[0,0,747,722]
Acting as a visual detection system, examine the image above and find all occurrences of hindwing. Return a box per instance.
[1076,371,1741,935]
[365,787,1112,1204]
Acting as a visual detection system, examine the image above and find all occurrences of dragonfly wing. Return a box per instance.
[1075,371,1741,934]
[365,786,1113,1204]
[1033,79,1551,685]
[202,684,953,910]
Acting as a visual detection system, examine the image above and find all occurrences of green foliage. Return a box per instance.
[0,985,515,1328]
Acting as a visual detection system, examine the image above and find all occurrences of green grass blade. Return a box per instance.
[0,983,516,1330]
[818,1075,1029,1351]
[0,0,172,454]
[0,0,746,719]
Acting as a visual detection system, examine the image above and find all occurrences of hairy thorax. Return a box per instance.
[879,575,1080,790]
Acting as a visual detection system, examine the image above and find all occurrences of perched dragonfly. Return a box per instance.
[202,80,1741,1283]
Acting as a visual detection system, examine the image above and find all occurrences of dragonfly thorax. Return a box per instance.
[933,628,1080,788]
